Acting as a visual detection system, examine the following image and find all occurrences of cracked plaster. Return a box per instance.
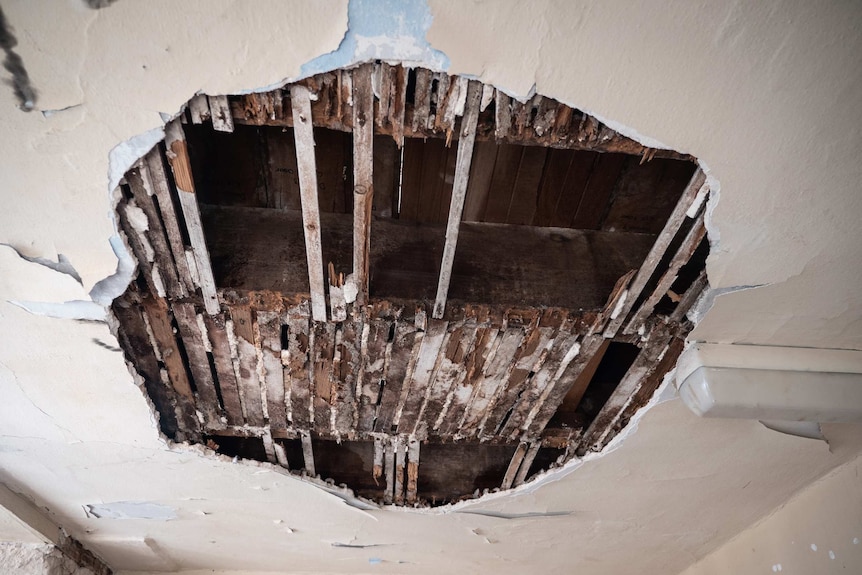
[1,1,862,574]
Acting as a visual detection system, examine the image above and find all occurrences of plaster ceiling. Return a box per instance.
[1,1,861,574]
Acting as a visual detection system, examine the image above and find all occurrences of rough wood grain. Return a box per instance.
[289,84,327,322]
[257,310,287,432]
[357,320,390,432]
[143,148,195,295]
[398,319,448,436]
[203,313,244,426]
[311,321,336,435]
[374,320,418,433]
[624,212,707,334]
[228,305,266,426]
[332,320,360,435]
[459,327,524,439]
[352,63,374,308]
[164,121,220,314]
[577,326,673,453]
[172,302,223,428]
[525,334,607,439]
[433,80,482,319]
[435,326,498,437]
[126,164,183,298]
[284,305,312,428]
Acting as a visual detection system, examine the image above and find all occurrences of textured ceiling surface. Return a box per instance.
[1,1,861,574]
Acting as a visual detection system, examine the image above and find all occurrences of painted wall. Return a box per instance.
[681,451,862,575]
[0,1,861,574]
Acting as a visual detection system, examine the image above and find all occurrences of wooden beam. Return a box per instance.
[433,81,482,319]
[352,63,374,309]
[624,211,707,334]
[603,168,707,337]
[164,121,220,315]
[289,84,327,322]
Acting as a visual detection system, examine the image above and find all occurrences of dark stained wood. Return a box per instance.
[532,148,574,227]
[482,144,522,223]
[172,302,223,428]
[203,313,245,426]
[461,140,498,222]
[372,135,399,218]
[570,152,628,229]
[264,127,301,210]
[199,204,657,312]
[506,146,548,225]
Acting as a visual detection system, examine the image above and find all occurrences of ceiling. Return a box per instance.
[1,1,861,574]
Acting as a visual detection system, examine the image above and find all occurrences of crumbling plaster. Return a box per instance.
[1,1,861,574]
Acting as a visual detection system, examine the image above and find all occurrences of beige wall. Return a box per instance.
[682,450,862,574]
[1,1,861,573]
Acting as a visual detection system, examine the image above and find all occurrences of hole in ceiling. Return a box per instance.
[110,62,709,507]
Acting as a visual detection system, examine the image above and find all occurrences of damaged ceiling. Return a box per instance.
[1,1,861,574]
[111,64,706,506]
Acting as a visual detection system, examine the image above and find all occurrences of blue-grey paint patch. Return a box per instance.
[84,501,176,520]
[302,0,448,76]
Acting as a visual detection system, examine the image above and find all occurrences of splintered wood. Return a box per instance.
[112,62,706,507]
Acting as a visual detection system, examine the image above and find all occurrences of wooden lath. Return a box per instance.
[289,85,327,322]
[229,65,691,161]
[433,80,482,319]
[602,168,708,337]
[164,121,221,315]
